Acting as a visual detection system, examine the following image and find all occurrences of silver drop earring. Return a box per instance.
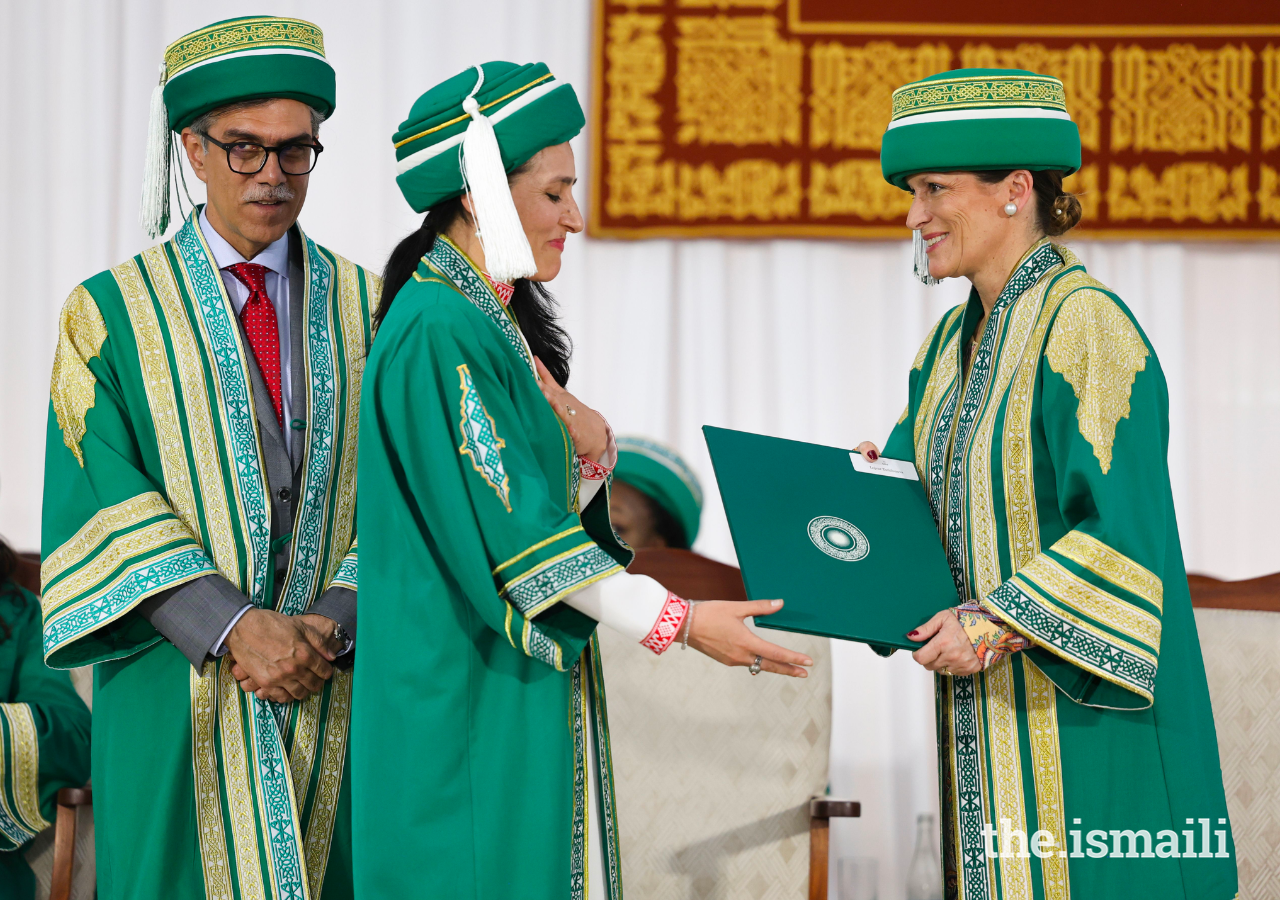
[913,229,940,286]
[1004,202,1018,217]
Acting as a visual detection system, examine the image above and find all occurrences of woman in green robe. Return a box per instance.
[0,540,90,899]
[351,62,810,900]
[856,68,1237,900]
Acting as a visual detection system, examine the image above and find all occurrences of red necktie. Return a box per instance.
[225,262,283,426]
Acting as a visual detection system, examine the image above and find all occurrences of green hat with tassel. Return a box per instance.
[391,61,584,283]
[140,16,337,239]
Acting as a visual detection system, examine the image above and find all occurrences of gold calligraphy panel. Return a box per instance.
[590,0,1280,238]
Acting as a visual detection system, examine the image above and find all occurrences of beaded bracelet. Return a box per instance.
[680,601,698,650]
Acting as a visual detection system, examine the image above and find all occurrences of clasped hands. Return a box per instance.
[223,608,345,703]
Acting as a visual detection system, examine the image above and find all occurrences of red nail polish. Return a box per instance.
[869,451,878,461]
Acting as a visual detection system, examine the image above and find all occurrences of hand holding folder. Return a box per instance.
[704,426,959,651]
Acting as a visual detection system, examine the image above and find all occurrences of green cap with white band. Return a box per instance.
[613,437,704,549]
[392,61,584,282]
[880,68,1081,189]
[140,16,336,239]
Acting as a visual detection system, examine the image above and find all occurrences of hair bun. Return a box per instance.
[1047,192,1082,236]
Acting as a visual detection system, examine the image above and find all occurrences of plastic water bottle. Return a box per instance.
[905,813,943,900]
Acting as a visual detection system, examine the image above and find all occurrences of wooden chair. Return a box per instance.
[618,548,860,898]
[1188,571,1280,900]
[50,788,92,900]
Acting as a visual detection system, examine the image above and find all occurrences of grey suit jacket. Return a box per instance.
[138,227,356,668]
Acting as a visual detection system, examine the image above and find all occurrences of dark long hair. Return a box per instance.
[377,182,574,386]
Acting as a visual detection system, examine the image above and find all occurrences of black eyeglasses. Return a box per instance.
[199,133,324,175]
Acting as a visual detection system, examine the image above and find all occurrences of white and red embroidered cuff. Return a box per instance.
[639,591,690,655]
[579,455,613,480]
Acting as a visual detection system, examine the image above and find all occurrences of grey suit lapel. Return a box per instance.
[288,227,308,474]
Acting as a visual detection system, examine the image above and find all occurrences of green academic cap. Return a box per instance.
[614,437,703,549]
[141,16,337,239]
[391,62,584,282]
[880,69,1081,190]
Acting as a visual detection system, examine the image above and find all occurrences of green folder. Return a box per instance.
[704,426,959,651]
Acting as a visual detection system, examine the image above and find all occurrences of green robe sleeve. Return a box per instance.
[367,288,624,671]
[0,584,91,850]
[983,288,1167,710]
[41,277,218,668]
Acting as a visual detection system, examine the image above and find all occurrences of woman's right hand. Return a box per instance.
[855,441,881,462]
[688,600,813,677]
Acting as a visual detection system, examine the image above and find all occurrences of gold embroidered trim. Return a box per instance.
[146,246,246,581]
[984,660,1033,900]
[41,491,171,590]
[1001,254,1093,572]
[493,526,586,577]
[325,256,368,588]
[218,666,268,899]
[50,285,108,468]
[1045,289,1150,474]
[913,308,965,468]
[911,314,944,371]
[303,670,352,898]
[1054,530,1163,612]
[166,17,324,78]
[191,664,234,900]
[1023,659,1070,900]
[896,404,909,425]
[1020,556,1162,650]
[41,518,197,617]
[288,691,322,813]
[891,74,1067,119]
[1000,578,1158,700]
[969,271,1053,597]
[1,704,50,833]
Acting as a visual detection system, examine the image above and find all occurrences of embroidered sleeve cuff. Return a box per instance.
[640,591,690,655]
[493,526,625,620]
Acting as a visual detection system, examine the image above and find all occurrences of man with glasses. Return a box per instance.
[39,16,377,900]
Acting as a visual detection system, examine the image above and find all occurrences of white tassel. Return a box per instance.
[140,63,171,240]
[913,229,940,286]
[459,67,536,283]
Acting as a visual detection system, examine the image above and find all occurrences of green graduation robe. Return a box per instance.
[883,239,1236,900]
[0,581,91,900]
[352,235,631,900]
[39,210,377,900]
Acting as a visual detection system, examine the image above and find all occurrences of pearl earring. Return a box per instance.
[1004,202,1018,217]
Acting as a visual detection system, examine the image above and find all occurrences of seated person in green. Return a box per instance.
[608,437,702,551]
[0,538,90,899]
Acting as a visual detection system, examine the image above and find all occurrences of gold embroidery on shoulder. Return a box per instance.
[1045,290,1149,474]
[50,285,108,467]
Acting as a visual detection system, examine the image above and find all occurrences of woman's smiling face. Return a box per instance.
[904,170,1028,282]
[509,142,584,283]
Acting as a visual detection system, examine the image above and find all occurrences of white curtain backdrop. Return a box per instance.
[2,3,1278,898]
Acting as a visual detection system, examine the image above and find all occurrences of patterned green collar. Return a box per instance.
[423,236,534,371]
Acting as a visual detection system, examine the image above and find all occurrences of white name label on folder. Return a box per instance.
[850,453,919,481]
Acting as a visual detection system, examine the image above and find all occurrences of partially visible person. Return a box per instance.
[858,67,1235,900]
[609,436,703,550]
[0,537,90,900]
[40,17,376,900]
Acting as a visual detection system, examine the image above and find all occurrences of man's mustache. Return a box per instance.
[242,184,296,203]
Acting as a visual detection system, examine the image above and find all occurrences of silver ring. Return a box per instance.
[749,656,762,676]
[566,406,577,416]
